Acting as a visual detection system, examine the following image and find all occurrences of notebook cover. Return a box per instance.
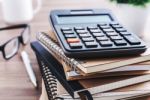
[37,32,150,74]
[40,78,150,100]
[31,41,85,98]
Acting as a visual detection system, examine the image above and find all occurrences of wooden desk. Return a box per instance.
[0,0,149,100]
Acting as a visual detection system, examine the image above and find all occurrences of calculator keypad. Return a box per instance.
[50,9,147,58]
[60,23,145,53]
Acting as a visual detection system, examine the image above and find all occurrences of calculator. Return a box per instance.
[49,9,147,58]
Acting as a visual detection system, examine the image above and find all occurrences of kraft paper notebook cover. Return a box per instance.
[31,42,150,99]
[36,32,150,75]
[58,80,150,100]
[40,79,150,100]
[62,61,150,80]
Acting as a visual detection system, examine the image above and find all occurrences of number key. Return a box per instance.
[99,40,113,47]
[84,41,98,48]
[96,36,109,41]
[103,28,114,32]
[89,29,101,33]
[92,32,105,37]
[82,37,95,42]
[76,30,88,34]
[61,27,72,31]
[62,30,74,34]
[114,40,127,46]
[124,35,141,45]
[106,31,118,36]
[69,43,83,49]
[110,23,122,28]
[79,33,91,37]
[65,34,77,38]
[110,35,123,40]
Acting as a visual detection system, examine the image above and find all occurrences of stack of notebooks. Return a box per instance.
[36,32,150,100]
[40,80,150,100]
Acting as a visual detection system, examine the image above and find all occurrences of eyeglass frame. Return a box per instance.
[0,24,30,60]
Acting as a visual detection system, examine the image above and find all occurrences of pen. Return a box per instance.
[21,51,37,88]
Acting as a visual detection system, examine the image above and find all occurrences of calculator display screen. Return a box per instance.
[57,15,113,24]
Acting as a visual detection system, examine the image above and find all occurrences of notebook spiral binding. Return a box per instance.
[34,42,94,100]
[36,53,64,100]
[36,32,80,73]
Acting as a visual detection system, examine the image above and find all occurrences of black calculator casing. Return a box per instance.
[49,9,147,58]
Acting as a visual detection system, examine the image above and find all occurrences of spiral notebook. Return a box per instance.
[36,32,150,75]
[31,41,150,99]
[40,79,150,100]
[39,36,150,80]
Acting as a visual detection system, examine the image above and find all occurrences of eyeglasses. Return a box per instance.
[0,24,30,60]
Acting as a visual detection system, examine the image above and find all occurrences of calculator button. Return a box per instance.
[103,28,114,32]
[65,34,77,38]
[96,36,109,41]
[114,40,127,46]
[110,35,123,40]
[76,30,88,34]
[82,37,95,42]
[124,35,141,45]
[98,23,108,26]
[84,42,98,48]
[61,27,72,31]
[120,32,132,35]
[106,32,118,36]
[74,27,85,30]
[62,30,74,34]
[110,22,119,26]
[79,33,91,37]
[89,29,101,33]
[69,43,83,49]
[111,24,122,28]
[67,38,80,43]
[115,28,127,32]
[92,32,105,37]
[87,26,98,29]
[100,26,111,29]
[99,41,113,47]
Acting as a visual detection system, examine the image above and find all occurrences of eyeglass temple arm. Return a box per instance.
[0,24,29,31]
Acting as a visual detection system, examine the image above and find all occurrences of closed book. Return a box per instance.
[31,42,150,98]
[36,32,150,75]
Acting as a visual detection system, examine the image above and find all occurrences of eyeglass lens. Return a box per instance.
[4,38,19,59]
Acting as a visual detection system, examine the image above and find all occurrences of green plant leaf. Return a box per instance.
[111,0,150,6]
